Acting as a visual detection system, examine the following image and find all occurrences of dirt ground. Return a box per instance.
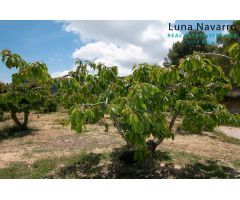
[0,111,240,171]
[0,112,124,168]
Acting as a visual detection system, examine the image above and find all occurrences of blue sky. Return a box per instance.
[175,20,234,43]
[0,20,234,82]
[0,21,82,82]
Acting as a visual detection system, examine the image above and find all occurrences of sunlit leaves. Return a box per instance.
[56,61,119,108]
[0,49,25,69]
[64,54,240,161]
[176,99,240,133]
[229,43,240,61]
[1,48,237,161]
[69,104,105,133]
[69,107,84,133]
[151,66,179,86]
[229,43,240,86]
[179,54,227,84]
[0,49,52,126]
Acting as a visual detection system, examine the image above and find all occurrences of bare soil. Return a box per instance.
[0,111,240,172]
[0,112,124,168]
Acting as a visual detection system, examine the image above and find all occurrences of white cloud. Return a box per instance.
[142,25,162,41]
[55,21,182,76]
[72,41,149,75]
[51,70,69,78]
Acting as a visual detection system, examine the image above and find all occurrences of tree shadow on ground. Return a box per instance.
[177,160,240,179]
[49,147,240,179]
[50,152,103,178]
[0,125,36,141]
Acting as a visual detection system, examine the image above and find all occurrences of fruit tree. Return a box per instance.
[0,49,51,129]
[56,54,240,161]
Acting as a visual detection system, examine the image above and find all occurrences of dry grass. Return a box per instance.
[0,111,240,178]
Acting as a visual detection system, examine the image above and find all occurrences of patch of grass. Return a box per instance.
[1,150,239,179]
[155,151,240,178]
[0,162,30,178]
[53,152,108,178]
[63,151,101,165]
[183,160,239,179]
[169,150,201,166]
[0,158,58,179]
[30,153,92,178]
[31,158,59,178]
[232,160,240,169]
[213,130,240,145]
[0,151,104,179]
[155,151,172,161]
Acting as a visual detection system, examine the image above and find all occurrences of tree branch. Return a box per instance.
[10,111,29,129]
[80,99,129,145]
[155,138,164,147]
[202,52,232,60]
[112,114,125,139]
[154,112,178,147]
[23,111,29,128]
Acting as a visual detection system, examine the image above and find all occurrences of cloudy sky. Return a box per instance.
[0,20,233,82]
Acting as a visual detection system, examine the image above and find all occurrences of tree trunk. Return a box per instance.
[168,112,178,131]
[11,111,29,129]
[112,114,132,147]
[23,111,29,128]
[149,112,178,154]
[0,111,4,121]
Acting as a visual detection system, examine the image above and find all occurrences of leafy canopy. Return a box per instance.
[0,49,51,128]
[56,53,239,160]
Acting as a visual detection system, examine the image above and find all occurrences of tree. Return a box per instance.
[56,54,239,162]
[229,42,240,86]
[217,21,240,53]
[0,82,5,121]
[0,49,51,129]
[176,54,237,133]
[165,30,211,66]
[209,20,240,75]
